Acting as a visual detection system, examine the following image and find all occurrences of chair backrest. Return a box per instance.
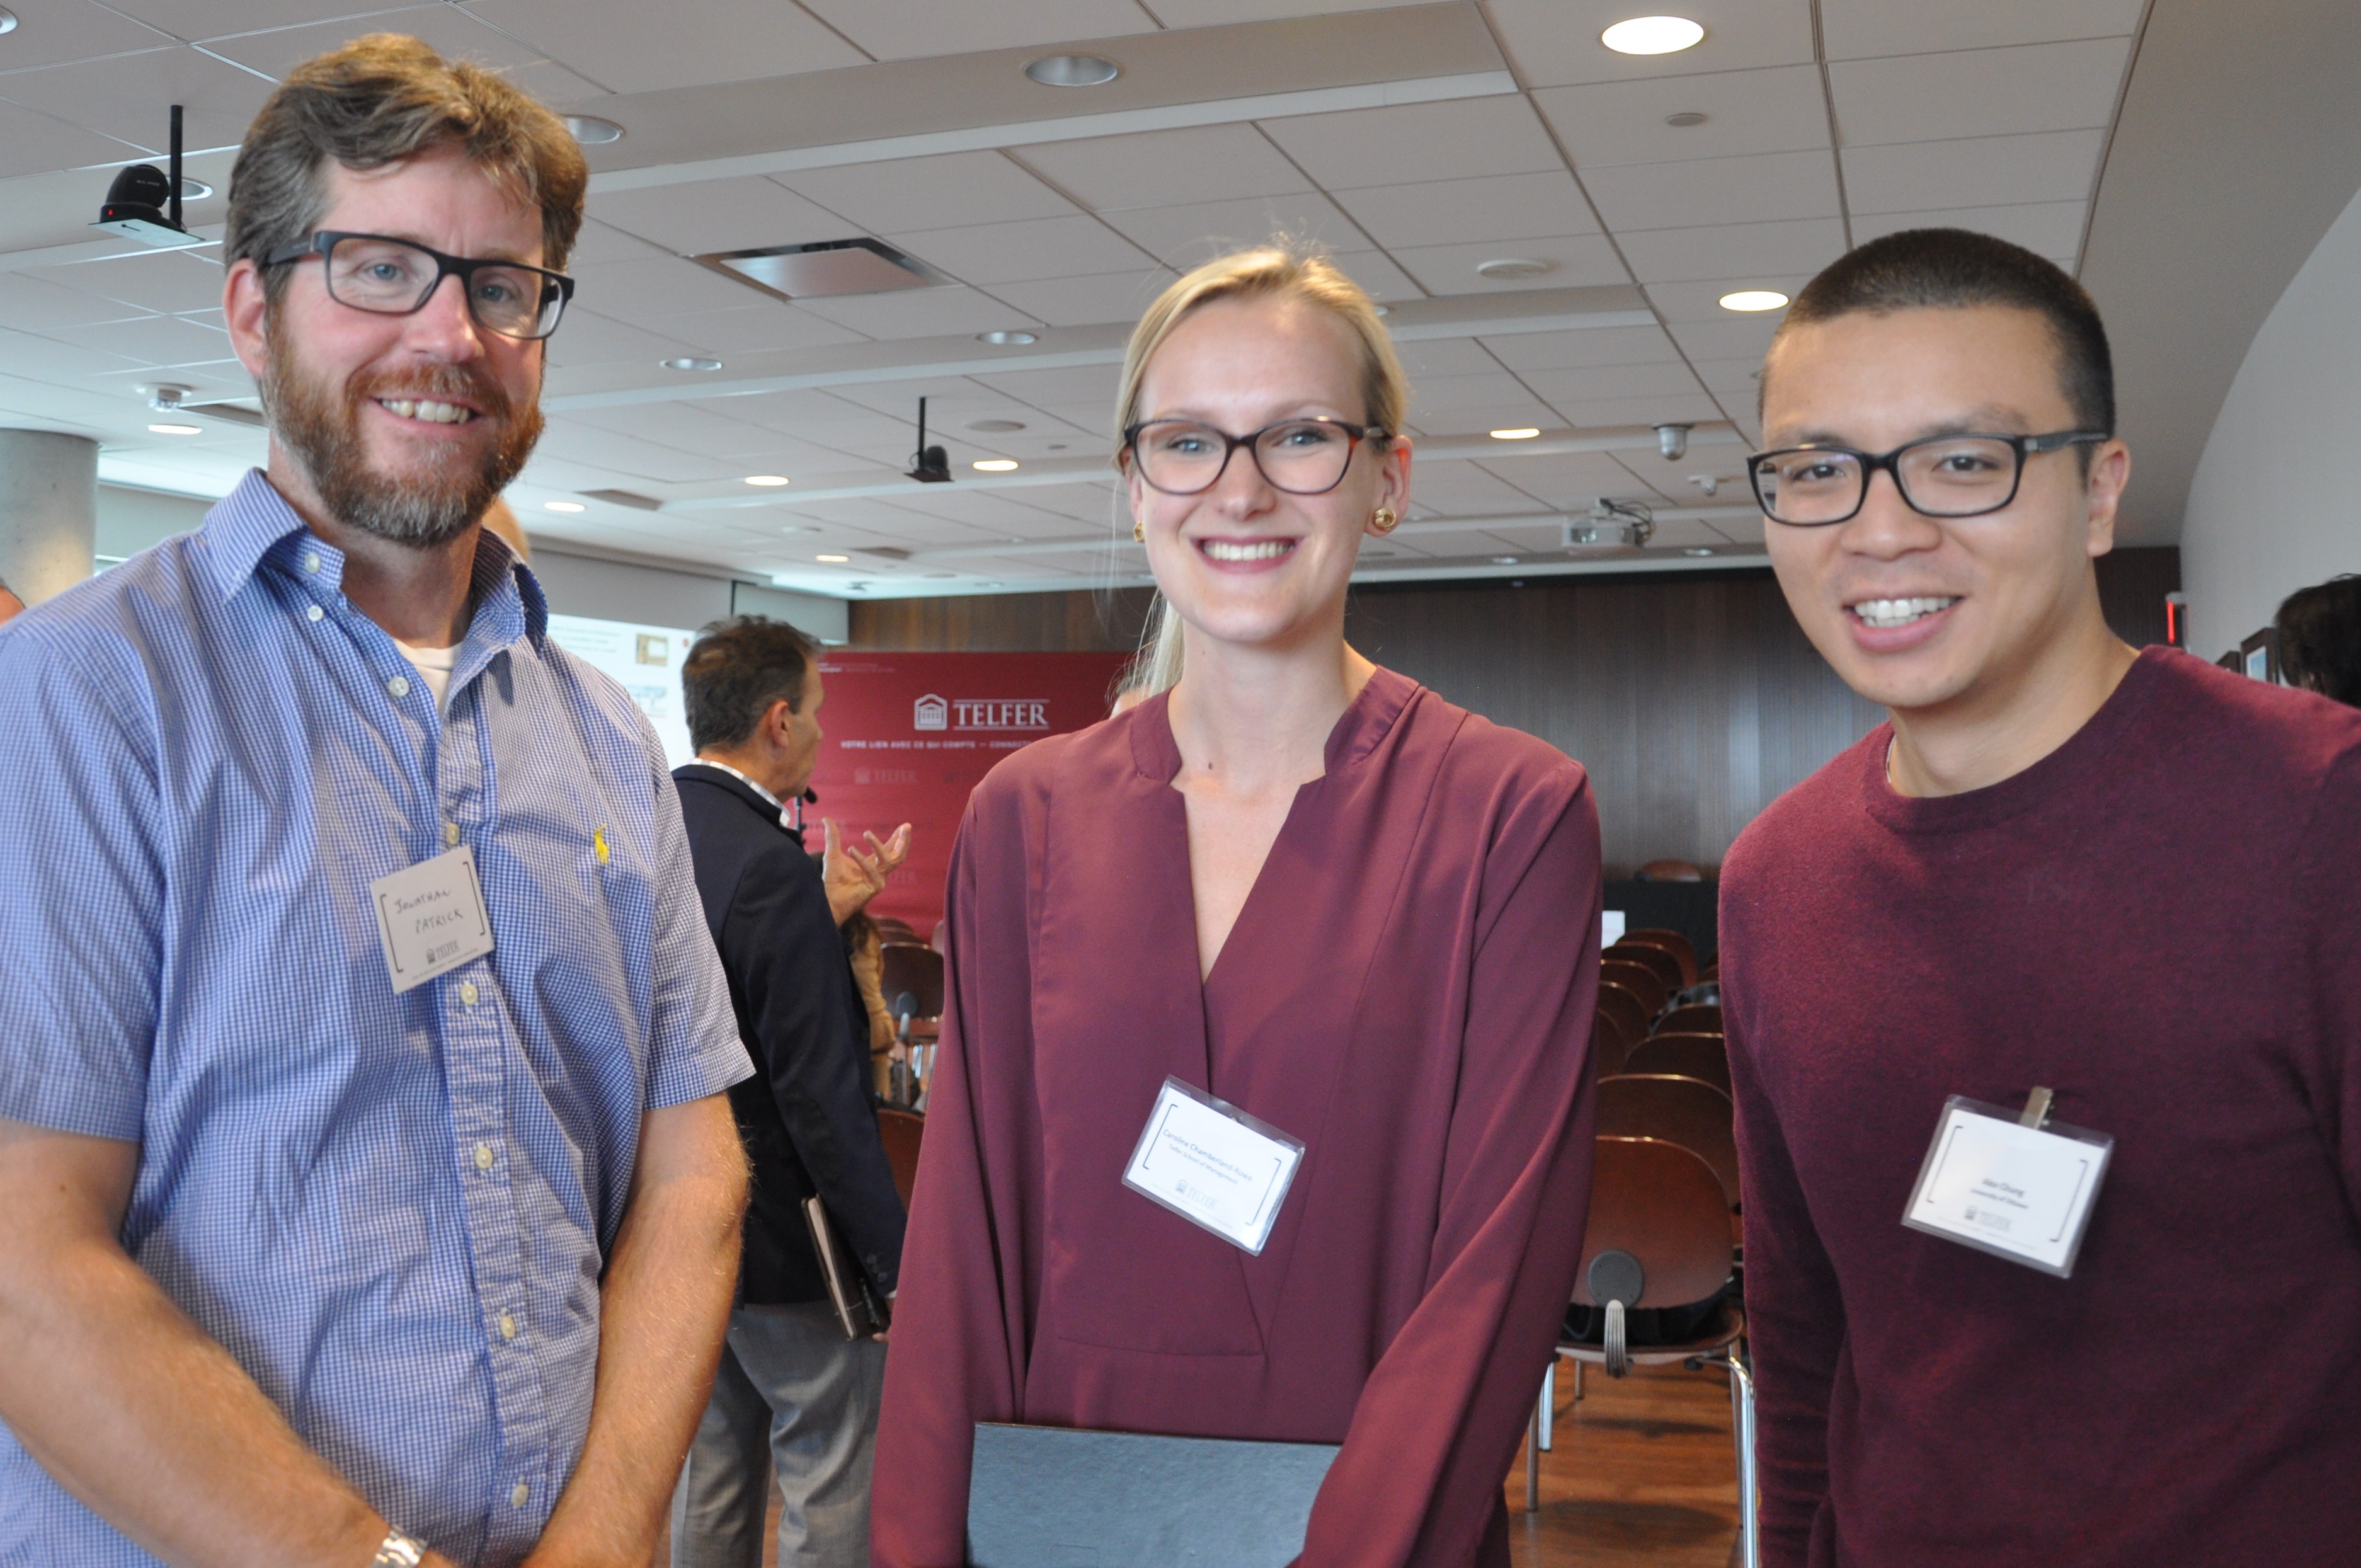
[1605,941,1683,995]
[1655,1003,1723,1038]
[1620,927,1698,984]
[1598,958,1669,1019]
[874,917,919,944]
[1595,982,1650,1050]
[1591,1012,1631,1080]
[929,920,951,956]
[876,1106,924,1210]
[1635,859,1705,883]
[1622,1034,1730,1097]
[880,942,946,1020]
[1595,1074,1739,1208]
[1574,1136,1733,1308]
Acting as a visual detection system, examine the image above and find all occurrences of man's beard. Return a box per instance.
[263,328,545,549]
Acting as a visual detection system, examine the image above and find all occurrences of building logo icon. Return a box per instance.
[913,693,948,731]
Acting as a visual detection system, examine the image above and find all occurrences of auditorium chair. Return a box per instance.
[874,916,920,946]
[1591,1012,1632,1080]
[1655,1003,1723,1038]
[1623,1034,1732,1099]
[1618,927,1698,986]
[1594,1073,1739,1210]
[880,942,946,1022]
[1598,958,1669,1019]
[1604,941,1683,995]
[876,1106,925,1210]
[1524,1135,1756,1568]
[1595,982,1652,1050]
[1635,859,1705,882]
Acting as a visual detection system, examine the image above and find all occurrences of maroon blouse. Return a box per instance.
[871,667,1601,1567]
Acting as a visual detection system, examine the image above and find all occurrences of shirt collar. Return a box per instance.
[687,757,789,818]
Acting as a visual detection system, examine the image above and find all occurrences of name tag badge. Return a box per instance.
[1123,1077,1305,1256]
[1902,1091,2113,1278]
[370,845,495,994]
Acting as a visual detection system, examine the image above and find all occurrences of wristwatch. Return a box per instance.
[371,1531,426,1567]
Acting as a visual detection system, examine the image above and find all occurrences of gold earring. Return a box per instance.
[1371,506,1399,534]
[1133,517,1146,542]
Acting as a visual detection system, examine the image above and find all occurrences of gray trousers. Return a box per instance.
[670,1300,888,1568]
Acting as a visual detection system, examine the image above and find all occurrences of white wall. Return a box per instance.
[2183,178,2361,660]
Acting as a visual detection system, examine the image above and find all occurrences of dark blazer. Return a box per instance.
[674,762,905,1305]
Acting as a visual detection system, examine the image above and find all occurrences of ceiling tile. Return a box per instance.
[0,44,274,152]
[1475,449,1646,500]
[1387,234,1627,295]
[983,267,1174,327]
[544,307,706,370]
[1485,0,1815,89]
[1407,370,1555,412]
[793,285,1041,340]
[1392,337,1503,377]
[1099,192,1364,270]
[0,96,142,180]
[0,0,172,68]
[1405,399,1565,438]
[1544,390,1724,427]
[201,5,537,77]
[1326,248,1424,301]
[91,0,384,41]
[26,248,227,316]
[1581,147,1839,231]
[969,362,1121,408]
[1829,37,2130,148]
[44,310,229,365]
[1260,96,1564,187]
[887,214,1153,285]
[566,219,672,266]
[1516,359,1705,406]
[1145,0,1413,24]
[631,301,868,354]
[592,175,854,255]
[797,0,1155,62]
[1478,323,1684,370]
[569,253,770,318]
[465,0,866,94]
[782,152,1078,236]
[1535,64,1828,169]
[1330,171,1599,250]
[499,57,607,107]
[1820,0,2146,61]
[1400,458,1551,514]
[1849,200,2087,260]
[1614,215,1846,284]
[0,326,147,383]
[1841,129,2106,214]
[1689,355,1766,397]
[1664,315,1780,362]
[560,401,787,460]
[1015,123,1312,212]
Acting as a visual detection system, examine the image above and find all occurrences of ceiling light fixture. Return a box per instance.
[745,474,790,486]
[1477,258,1551,281]
[1720,289,1790,312]
[977,329,1039,345]
[973,459,1019,472]
[1490,556,1519,565]
[563,115,624,145]
[1683,546,1716,556]
[1666,111,1709,128]
[147,422,201,435]
[1601,15,1705,55]
[1490,427,1541,440]
[816,554,850,563]
[544,500,586,513]
[0,8,17,35]
[967,418,1026,432]
[1025,54,1119,88]
[661,355,722,372]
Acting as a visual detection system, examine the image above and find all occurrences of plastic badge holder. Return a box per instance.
[1902,1092,2113,1279]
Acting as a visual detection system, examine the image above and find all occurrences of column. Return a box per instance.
[0,430,98,606]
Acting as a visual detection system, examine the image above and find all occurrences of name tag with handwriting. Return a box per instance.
[370,846,494,993]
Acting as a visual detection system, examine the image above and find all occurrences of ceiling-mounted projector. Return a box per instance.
[93,105,197,248]
[1564,498,1655,550]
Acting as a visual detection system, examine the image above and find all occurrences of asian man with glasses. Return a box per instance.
[1719,227,2361,1566]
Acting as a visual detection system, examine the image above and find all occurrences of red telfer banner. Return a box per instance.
[807,650,1132,931]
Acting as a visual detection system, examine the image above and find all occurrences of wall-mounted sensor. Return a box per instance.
[1655,423,1691,461]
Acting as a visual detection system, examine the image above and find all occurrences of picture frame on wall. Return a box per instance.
[2238,627,2280,684]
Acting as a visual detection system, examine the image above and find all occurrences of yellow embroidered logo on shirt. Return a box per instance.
[593,826,610,866]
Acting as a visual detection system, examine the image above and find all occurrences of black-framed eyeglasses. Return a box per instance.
[1123,416,1390,496]
[261,231,575,341]
[1747,429,2109,526]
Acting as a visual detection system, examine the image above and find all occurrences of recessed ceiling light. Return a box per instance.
[544,500,585,513]
[1601,15,1705,55]
[967,418,1026,432]
[1490,427,1541,440]
[563,115,624,145]
[1719,289,1790,312]
[1477,258,1552,281]
[977,329,1039,345]
[662,355,722,372]
[925,571,958,579]
[745,474,790,486]
[176,176,213,200]
[147,422,201,435]
[0,9,17,35]
[1683,546,1716,556]
[816,553,850,563]
[973,459,1020,472]
[1025,54,1119,87]
[1491,556,1520,565]
[1666,111,1710,128]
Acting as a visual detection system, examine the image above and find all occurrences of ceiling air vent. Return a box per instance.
[692,238,947,302]
[582,488,663,512]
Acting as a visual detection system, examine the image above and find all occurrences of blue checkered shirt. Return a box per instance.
[0,471,751,1566]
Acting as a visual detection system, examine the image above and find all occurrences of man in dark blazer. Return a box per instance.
[669,615,906,1568]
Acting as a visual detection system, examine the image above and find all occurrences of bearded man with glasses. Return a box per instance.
[1721,228,2361,1566]
[0,36,753,1568]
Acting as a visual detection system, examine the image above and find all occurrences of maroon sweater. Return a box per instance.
[1722,648,2361,1567]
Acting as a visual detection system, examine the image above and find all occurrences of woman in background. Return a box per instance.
[871,247,1601,1567]
[2276,573,2361,707]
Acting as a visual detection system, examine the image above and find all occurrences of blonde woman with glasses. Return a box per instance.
[872,247,1602,1567]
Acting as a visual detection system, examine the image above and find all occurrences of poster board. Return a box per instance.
[545,613,699,767]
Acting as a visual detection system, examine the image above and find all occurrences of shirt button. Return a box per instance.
[443,821,461,847]
[499,1312,518,1341]
[510,1482,530,1509]
[387,675,411,699]
[305,604,324,623]
[303,552,321,575]
[474,1142,494,1172]
[459,980,479,1007]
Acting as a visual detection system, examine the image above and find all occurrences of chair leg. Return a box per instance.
[1524,1387,1541,1513]
[1727,1346,1759,1568]
[1537,1358,1556,1452]
[1572,1359,1585,1404]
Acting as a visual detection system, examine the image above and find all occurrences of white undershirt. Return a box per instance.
[392,637,459,709]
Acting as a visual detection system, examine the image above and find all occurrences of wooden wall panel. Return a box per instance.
[847,546,2180,877]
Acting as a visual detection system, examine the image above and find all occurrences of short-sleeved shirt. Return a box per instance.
[0,471,751,1567]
